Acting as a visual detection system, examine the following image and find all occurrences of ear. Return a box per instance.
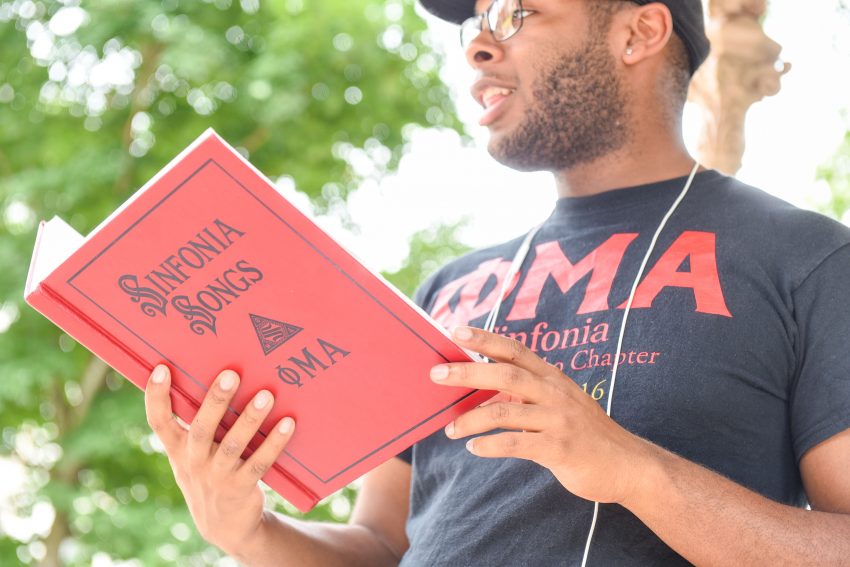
[620,3,675,69]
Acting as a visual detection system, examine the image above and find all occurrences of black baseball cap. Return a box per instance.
[419,0,710,75]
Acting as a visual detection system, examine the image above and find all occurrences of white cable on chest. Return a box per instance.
[480,163,701,566]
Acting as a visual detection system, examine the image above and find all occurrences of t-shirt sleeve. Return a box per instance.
[411,271,439,313]
[789,243,850,461]
[396,446,413,464]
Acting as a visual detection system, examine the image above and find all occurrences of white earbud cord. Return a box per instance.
[580,161,701,567]
[482,222,544,336]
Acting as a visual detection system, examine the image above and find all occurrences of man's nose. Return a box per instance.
[464,28,505,67]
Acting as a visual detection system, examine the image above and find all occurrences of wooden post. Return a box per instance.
[688,0,791,175]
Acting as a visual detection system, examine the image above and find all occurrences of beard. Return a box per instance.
[489,37,631,172]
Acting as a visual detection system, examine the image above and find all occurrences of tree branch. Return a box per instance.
[239,126,270,154]
[112,41,166,197]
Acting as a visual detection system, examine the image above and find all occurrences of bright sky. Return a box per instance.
[318,1,850,274]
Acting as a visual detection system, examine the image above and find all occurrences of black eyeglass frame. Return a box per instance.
[459,0,526,50]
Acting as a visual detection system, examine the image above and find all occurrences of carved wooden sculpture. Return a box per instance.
[689,0,791,174]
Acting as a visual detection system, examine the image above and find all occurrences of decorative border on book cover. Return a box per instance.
[66,158,477,484]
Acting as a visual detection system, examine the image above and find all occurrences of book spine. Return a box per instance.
[28,282,156,390]
[25,282,321,511]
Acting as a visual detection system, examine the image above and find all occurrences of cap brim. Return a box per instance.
[420,0,477,24]
[419,0,708,74]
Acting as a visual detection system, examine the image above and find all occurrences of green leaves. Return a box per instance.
[0,0,462,563]
[383,221,473,297]
[816,129,850,221]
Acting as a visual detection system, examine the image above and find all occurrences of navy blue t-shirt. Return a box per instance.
[396,170,850,565]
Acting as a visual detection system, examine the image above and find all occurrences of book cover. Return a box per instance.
[24,129,494,512]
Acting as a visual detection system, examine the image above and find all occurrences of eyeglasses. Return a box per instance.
[460,0,529,50]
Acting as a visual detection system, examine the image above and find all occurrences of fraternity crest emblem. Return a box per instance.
[249,313,303,355]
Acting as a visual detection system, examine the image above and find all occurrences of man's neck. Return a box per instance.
[553,137,700,198]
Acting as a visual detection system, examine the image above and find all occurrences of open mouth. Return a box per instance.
[479,87,516,126]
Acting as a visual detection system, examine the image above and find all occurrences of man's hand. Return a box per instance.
[144,364,295,557]
[434,326,850,566]
[431,326,652,506]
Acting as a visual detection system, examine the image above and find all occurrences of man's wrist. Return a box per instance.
[228,511,278,563]
[618,437,672,514]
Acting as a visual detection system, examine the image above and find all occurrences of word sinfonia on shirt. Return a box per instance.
[492,320,661,373]
[116,218,263,336]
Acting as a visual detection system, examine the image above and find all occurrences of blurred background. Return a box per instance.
[0,0,848,565]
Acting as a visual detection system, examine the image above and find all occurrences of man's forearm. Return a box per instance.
[231,510,401,567]
[624,442,850,566]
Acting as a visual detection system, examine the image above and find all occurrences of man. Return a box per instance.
[144,0,850,564]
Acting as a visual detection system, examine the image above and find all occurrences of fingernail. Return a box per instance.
[219,371,236,391]
[151,365,168,384]
[430,365,449,381]
[453,326,473,341]
[445,421,455,436]
[466,438,475,453]
[253,391,271,409]
[278,417,294,435]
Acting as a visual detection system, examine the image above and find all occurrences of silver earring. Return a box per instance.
[625,47,634,56]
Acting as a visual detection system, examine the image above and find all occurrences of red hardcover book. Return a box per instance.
[24,129,493,512]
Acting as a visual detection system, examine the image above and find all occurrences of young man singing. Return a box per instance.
[145,1,850,564]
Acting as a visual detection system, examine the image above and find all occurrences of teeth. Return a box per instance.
[481,87,514,108]
[484,87,513,97]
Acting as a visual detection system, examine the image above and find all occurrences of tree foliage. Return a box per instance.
[382,221,472,297]
[816,129,850,221]
[0,0,461,564]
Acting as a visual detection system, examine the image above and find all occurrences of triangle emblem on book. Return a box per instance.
[249,313,303,355]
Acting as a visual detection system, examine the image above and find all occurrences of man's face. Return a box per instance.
[468,0,630,172]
